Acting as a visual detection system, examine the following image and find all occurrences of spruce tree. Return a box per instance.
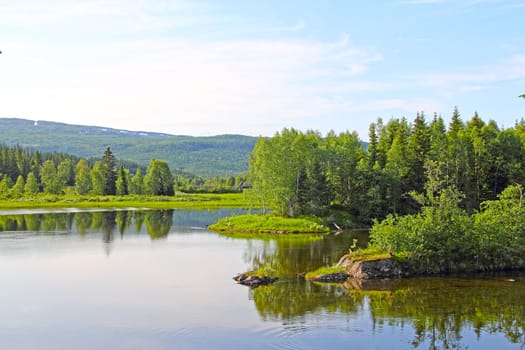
[116,163,129,196]
[131,168,143,195]
[102,147,117,195]
[407,112,430,193]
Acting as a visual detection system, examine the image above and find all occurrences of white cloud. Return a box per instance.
[0,33,385,136]
[0,0,204,32]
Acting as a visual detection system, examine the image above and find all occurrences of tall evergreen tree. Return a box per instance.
[407,112,430,193]
[428,113,448,162]
[130,168,143,195]
[367,123,378,169]
[116,163,129,196]
[102,147,117,195]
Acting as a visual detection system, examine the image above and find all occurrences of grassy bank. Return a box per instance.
[0,193,250,210]
[305,266,348,280]
[208,214,330,234]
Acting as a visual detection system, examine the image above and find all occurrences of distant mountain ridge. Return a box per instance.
[0,118,257,177]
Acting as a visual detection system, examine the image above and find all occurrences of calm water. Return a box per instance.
[0,209,523,350]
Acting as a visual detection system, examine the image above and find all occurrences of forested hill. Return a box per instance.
[0,118,257,177]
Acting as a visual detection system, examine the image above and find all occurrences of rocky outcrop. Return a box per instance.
[337,255,404,279]
[233,273,278,288]
[310,272,349,283]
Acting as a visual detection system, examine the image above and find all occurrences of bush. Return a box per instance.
[369,185,525,274]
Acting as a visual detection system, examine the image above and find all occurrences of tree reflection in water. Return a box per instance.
[144,210,174,239]
[222,228,524,349]
[250,275,525,350]
[1,211,523,349]
[0,210,174,240]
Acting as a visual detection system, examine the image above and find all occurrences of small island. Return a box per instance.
[208,214,329,234]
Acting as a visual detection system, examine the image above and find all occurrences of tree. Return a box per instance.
[116,163,129,196]
[75,159,91,195]
[144,159,174,196]
[406,112,429,193]
[11,175,25,198]
[24,172,39,194]
[40,160,61,194]
[324,131,363,209]
[57,159,73,191]
[0,175,14,198]
[519,94,525,99]
[102,147,117,195]
[90,161,105,195]
[130,168,143,195]
[366,123,379,168]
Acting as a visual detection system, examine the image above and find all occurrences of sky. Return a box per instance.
[0,0,524,139]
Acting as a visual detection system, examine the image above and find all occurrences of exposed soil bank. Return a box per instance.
[336,255,404,279]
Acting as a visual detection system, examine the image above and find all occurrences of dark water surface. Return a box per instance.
[0,209,523,350]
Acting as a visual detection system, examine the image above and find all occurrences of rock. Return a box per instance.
[311,272,349,283]
[337,256,404,280]
[233,273,278,288]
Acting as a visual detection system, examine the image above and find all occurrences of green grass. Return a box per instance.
[245,265,278,277]
[347,246,391,262]
[305,266,348,280]
[208,214,330,234]
[0,193,250,210]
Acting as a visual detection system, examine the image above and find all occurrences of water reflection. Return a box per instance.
[221,230,369,277]
[1,209,523,349]
[0,208,245,241]
[250,275,525,349]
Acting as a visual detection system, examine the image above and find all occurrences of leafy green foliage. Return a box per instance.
[370,184,525,273]
[24,172,39,195]
[144,159,174,196]
[248,109,525,224]
[75,159,91,195]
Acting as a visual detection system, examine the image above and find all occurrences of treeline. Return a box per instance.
[249,107,525,222]
[175,174,247,193]
[0,145,175,198]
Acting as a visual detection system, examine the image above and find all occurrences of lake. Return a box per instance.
[0,209,523,350]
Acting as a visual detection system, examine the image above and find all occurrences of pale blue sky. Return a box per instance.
[0,0,524,139]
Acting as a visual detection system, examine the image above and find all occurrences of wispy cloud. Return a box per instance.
[0,32,384,135]
[0,0,205,31]
[424,54,525,88]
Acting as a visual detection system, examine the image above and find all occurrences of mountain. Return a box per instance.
[0,118,257,177]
